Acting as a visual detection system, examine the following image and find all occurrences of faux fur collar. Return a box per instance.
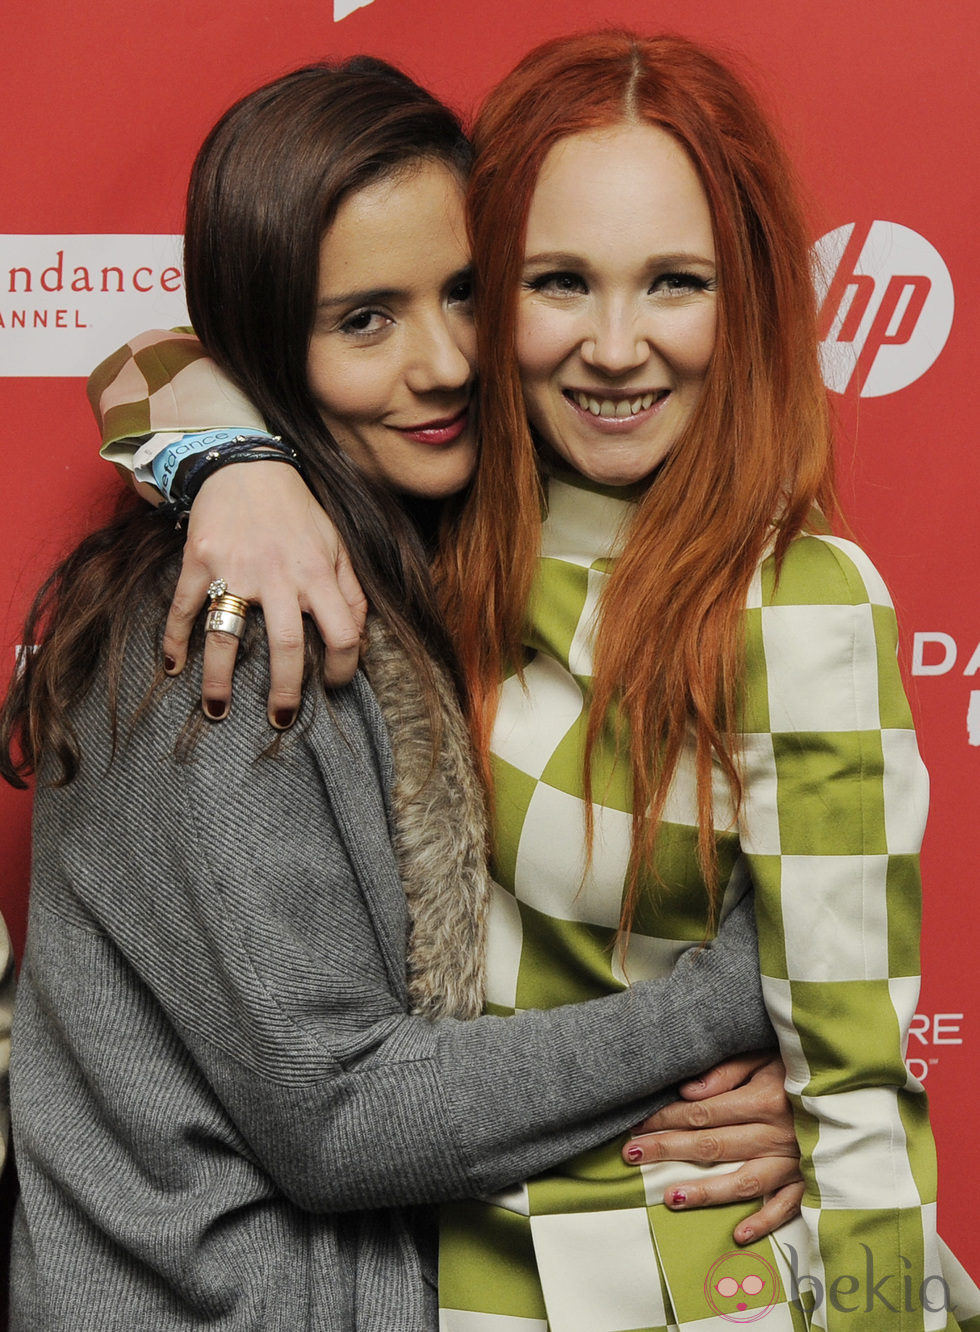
[362,621,490,1021]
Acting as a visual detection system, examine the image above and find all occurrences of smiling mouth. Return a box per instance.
[395,407,469,445]
[565,389,669,419]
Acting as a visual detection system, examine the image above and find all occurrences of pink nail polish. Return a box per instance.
[625,1145,644,1163]
[669,1189,687,1206]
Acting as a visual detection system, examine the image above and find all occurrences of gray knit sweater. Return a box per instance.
[10,614,773,1330]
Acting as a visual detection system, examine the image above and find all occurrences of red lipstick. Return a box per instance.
[395,408,469,446]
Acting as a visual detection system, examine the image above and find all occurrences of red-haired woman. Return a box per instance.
[435,32,979,1330]
[86,32,979,1331]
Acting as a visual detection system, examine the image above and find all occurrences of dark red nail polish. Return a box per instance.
[204,698,226,719]
[669,1189,687,1206]
[163,655,176,672]
[625,1145,643,1163]
[273,709,296,729]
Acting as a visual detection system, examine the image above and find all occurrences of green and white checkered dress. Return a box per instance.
[439,474,980,1332]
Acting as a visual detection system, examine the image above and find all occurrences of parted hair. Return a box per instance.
[438,30,837,924]
[3,57,471,787]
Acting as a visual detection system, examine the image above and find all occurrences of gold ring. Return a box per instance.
[208,594,249,619]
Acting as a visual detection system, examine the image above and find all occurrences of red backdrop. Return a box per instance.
[2,0,978,1279]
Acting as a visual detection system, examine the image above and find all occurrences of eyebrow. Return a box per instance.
[522,251,715,269]
[316,287,402,311]
[316,265,473,311]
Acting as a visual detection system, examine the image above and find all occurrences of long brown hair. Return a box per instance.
[3,57,471,788]
[439,31,836,924]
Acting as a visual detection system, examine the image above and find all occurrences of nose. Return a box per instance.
[581,299,650,377]
[405,312,473,396]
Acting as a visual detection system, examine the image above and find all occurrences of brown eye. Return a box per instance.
[339,309,392,336]
[651,272,712,296]
[525,271,587,295]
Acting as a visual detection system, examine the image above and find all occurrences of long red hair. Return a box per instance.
[438,31,836,925]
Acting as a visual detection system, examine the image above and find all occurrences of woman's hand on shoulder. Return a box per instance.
[623,1052,803,1244]
[165,461,367,726]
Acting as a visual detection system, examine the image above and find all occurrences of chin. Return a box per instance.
[571,462,655,489]
[398,462,476,501]
[564,443,671,490]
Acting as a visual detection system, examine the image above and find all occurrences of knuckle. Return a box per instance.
[271,629,306,656]
[182,528,219,563]
[204,631,241,652]
[325,628,362,655]
[637,1135,667,1162]
[771,1187,804,1223]
[734,1172,763,1200]
[167,593,200,625]
[268,685,302,709]
[684,1101,712,1129]
[785,1186,805,1214]
[694,1133,723,1163]
[201,679,231,698]
[761,1159,796,1188]
[760,1085,787,1118]
[180,542,219,580]
[772,1129,800,1153]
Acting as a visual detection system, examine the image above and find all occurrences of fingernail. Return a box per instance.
[625,1146,644,1164]
[273,709,296,730]
[163,655,177,673]
[736,1226,754,1245]
[204,698,226,719]
[669,1189,687,1207]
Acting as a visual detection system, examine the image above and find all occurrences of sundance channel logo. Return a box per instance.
[0,236,188,377]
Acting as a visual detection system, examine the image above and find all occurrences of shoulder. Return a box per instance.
[740,533,915,735]
[750,533,895,613]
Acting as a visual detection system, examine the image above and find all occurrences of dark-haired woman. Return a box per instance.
[1,58,787,1331]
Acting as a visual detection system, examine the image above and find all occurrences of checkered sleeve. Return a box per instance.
[739,533,962,1331]
[87,328,267,483]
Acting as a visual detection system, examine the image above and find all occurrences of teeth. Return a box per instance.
[572,390,660,417]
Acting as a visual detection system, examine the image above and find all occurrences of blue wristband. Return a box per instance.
[151,429,278,502]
